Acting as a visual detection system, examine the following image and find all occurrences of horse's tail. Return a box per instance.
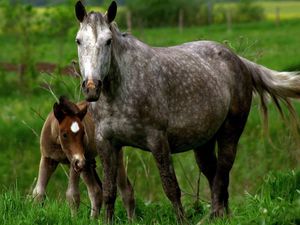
[239,56,300,129]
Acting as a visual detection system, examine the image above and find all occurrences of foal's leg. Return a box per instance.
[148,131,185,224]
[32,156,58,202]
[194,138,217,190]
[66,167,81,216]
[212,114,248,217]
[81,160,103,218]
[117,150,135,220]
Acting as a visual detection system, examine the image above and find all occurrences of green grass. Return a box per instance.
[1,170,299,224]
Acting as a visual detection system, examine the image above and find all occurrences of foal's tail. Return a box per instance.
[239,56,300,128]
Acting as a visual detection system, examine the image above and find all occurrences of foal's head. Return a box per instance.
[75,1,117,102]
[53,96,88,172]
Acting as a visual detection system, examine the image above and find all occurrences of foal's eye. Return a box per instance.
[76,39,81,45]
[106,39,112,46]
[62,133,68,139]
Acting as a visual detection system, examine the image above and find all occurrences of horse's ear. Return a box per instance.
[105,1,117,23]
[75,1,87,22]
[76,102,88,121]
[53,102,66,123]
[59,95,68,104]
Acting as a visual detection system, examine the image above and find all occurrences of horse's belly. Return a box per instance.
[167,114,225,153]
[168,131,215,153]
[167,95,229,152]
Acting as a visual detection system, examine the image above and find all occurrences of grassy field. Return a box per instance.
[1,170,299,224]
[1,19,300,70]
[0,7,300,225]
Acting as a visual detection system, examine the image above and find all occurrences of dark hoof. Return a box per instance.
[210,208,226,218]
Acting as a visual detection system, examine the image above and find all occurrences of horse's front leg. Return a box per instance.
[148,131,186,224]
[81,160,103,218]
[32,156,58,202]
[97,139,119,224]
[66,167,81,216]
[117,149,135,220]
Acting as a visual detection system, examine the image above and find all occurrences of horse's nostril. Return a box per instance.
[73,159,85,172]
[82,80,87,88]
[81,79,101,102]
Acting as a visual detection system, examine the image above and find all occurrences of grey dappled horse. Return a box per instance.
[75,1,300,223]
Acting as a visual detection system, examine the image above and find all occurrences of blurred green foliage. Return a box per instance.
[125,0,265,27]
[234,0,265,22]
[126,0,201,27]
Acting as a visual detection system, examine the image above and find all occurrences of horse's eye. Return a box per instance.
[106,39,112,46]
[62,133,68,139]
[76,39,81,45]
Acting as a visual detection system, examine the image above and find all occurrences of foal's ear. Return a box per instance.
[53,102,66,123]
[75,1,87,22]
[76,103,88,121]
[105,1,117,23]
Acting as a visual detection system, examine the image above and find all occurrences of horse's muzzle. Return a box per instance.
[82,79,101,102]
[71,157,86,173]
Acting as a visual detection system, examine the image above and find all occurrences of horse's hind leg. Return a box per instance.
[117,150,135,220]
[194,138,217,190]
[81,160,103,218]
[32,156,58,202]
[212,113,248,217]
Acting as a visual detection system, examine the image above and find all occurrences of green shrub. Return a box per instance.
[0,0,37,84]
[122,0,265,28]
[126,0,202,27]
[233,0,265,23]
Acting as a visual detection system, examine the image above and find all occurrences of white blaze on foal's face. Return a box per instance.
[71,121,80,133]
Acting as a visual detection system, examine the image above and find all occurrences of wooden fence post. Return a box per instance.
[226,9,232,32]
[275,7,280,26]
[179,8,183,33]
[126,10,132,33]
[207,1,213,25]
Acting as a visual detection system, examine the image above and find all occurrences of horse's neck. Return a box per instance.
[102,53,121,97]
[103,31,154,100]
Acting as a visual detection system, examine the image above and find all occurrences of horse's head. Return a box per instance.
[53,96,88,172]
[75,1,117,102]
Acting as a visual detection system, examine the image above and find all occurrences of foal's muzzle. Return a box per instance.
[71,157,86,173]
[82,79,101,102]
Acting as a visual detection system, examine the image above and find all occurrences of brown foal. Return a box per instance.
[32,96,135,219]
